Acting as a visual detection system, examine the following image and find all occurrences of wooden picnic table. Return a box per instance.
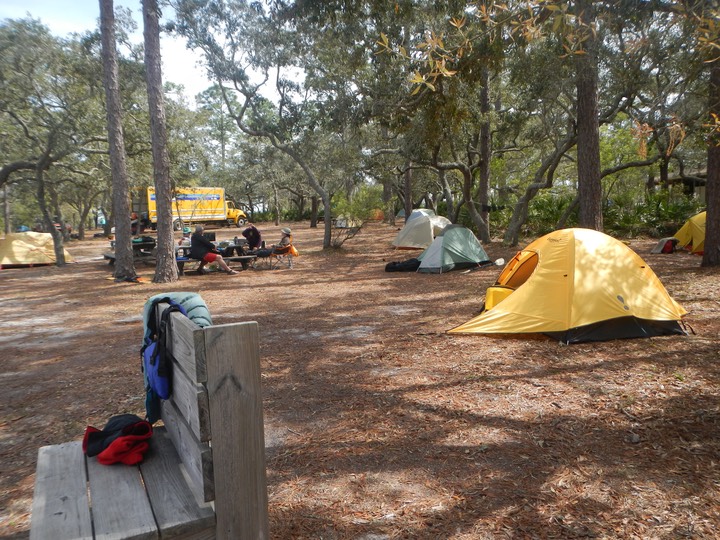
[131,240,156,255]
[103,241,257,273]
[175,243,257,272]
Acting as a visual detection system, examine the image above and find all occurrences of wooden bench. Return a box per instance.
[226,255,257,270]
[102,252,160,267]
[30,305,269,539]
[175,256,200,275]
[105,252,196,275]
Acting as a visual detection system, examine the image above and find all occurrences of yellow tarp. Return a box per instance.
[450,228,686,336]
[0,232,74,267]
[674,211,705,254]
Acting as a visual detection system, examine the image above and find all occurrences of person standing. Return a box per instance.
[241,223,263,250]
[190,225,238,275]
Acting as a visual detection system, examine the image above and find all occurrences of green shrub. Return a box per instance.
[333,184,384,222]
[605,191,703,237]
[526,191,576,236]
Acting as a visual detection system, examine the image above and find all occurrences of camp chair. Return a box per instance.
[270,242,297,269]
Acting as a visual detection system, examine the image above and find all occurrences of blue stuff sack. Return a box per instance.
[141,299,188,401]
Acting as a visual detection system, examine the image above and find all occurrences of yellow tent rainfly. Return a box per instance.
[0,232,74,269]
[449,228,687,344]
[673,211,705,255]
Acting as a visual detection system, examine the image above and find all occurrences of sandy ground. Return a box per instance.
[1,221,718,539]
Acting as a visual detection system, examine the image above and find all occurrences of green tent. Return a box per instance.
[417,225,491,273]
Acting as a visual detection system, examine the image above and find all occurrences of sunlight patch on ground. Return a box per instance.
[287,325,376,340]
[386,305,422,315]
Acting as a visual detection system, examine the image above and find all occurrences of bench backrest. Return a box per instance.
[156,304,269,537]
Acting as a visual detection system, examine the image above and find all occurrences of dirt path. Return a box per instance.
[1,222,718,539]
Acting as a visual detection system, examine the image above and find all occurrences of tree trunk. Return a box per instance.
[646,173,656,195]
[382,176,394,225]
[310,195,319,228]
[99,0,136,280]
[273,183,280,226]
[35,168,66,265]
[477,66,492,243]
[76,195,100,241]
[575,0,603,231]
[702,59,720,267]
[403,163,412,222]
[4,184,10,235]
[504,135,576,245]
[457,158,489,239]
[143,0,178,282]
[439,169,455,221]
[659,158,670,188]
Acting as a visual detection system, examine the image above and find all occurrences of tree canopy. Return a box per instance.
[1,1,716,261]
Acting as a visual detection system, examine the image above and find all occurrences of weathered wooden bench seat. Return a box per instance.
[31,305,269,539]
[225,255,257,270]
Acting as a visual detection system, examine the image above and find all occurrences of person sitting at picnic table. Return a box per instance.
[178,227,191,246]
[190,225,238,275]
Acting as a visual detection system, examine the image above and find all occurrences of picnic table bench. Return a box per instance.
[226,255,257,270]
[30,304,269,539]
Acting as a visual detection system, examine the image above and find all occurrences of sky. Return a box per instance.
[0,0,212,102]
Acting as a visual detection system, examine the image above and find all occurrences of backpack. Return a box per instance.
[385,258,421,272]
[140,298,188,401]
[661,238,678,254]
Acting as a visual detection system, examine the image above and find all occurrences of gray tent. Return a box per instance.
[392,212,450,249]
[417,225,490,273]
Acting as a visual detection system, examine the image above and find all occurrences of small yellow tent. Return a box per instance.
[673,211,705,254]
[449,228,687,343]
[0,232,74,268]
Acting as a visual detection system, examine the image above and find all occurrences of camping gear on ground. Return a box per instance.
[392,212,451,249]
[83,414,153,465]
[0,231,74,268]
[673,211,705,254]
[385,258,421,272]
[417,225,492,273]
[449,228,687,344]
[650,237,679,254]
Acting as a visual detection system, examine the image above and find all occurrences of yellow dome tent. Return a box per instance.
[0,232,74,268]
[449,228,687,343]
[673,211,705,254]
